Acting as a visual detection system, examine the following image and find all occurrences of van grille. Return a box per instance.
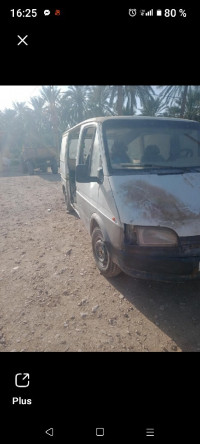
[180,236,200,251]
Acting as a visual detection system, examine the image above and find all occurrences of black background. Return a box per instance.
[0,3,199,442]
[0,4,196,84]
[2,353,200,441]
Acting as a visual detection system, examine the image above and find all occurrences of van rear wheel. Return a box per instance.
[92,228,121,278]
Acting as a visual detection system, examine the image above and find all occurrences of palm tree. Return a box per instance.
[164,88,200,121]
[58,94,72,132]
[12,101,29,116]
[125,86,155,114]
[157,86,200,118]
[0,109,17,156]
[63,85,89,125]
[29,96,45,112]
[0,107,26,157]
[40,86,61,108]
[108,85,154,115]
[39,86,61,154]
[108,86,123,115]
[86,86,114,117]
[139,96,166,116]
[11,102,31,150]
[29,97,45,133]
[184,88,200,121]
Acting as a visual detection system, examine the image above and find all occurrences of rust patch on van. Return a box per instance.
[122,180,200,224]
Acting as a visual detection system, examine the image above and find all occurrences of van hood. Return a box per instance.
[109,173,200,237]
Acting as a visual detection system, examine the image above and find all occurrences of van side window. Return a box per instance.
[79,127,96,168]
[90,131,102,177]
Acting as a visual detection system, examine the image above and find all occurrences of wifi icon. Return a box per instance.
[140,10,146,16]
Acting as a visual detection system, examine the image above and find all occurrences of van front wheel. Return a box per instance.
[92,228,121,278]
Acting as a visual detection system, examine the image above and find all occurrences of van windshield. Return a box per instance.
[102,119,200,174]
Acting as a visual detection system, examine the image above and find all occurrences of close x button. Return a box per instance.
[17,35,28,45]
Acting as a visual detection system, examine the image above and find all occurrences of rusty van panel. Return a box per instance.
[109,173,200,236]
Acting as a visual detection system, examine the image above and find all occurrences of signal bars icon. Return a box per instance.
[145,9,153,16]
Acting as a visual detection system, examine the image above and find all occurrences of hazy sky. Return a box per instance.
[0,85,68,111]
[0,85,159,112]
[0,86,41,111]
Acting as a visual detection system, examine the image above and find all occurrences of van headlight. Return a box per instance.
[125,225,178,247]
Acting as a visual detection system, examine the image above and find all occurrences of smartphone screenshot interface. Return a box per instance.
[0,5,199,442]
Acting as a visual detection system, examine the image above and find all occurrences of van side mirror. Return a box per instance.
[76,164,104,184]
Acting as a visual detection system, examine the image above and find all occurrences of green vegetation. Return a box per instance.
[1,85,200,163]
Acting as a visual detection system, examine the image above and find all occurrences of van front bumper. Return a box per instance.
[108,238,200,282]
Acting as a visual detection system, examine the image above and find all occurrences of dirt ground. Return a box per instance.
[1,169,200,352]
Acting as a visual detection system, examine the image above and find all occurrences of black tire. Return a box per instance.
[26,160,34,175]
[51,159,58,174]
[91,227,121,277]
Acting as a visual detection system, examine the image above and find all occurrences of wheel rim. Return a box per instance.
[95,239,109,268]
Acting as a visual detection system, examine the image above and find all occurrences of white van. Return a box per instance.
[60,116,200,282]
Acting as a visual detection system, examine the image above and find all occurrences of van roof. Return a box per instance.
[62,116,199,135]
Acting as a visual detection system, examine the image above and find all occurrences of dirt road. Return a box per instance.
[1,170,200,352]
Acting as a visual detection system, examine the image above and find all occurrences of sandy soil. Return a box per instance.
[1,170,200,352]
